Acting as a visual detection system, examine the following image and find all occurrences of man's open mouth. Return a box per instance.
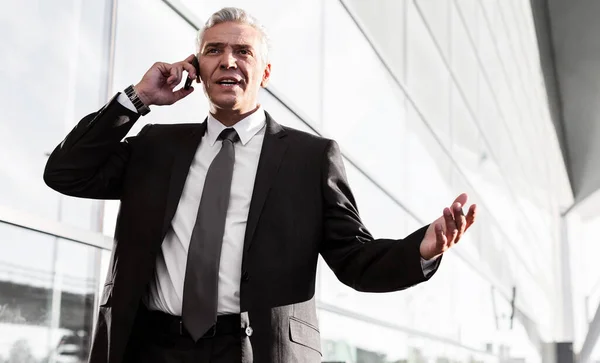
[216,78,242,86]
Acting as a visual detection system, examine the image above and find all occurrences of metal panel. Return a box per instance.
[0,205,113,250]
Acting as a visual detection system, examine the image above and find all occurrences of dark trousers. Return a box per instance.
[124,306,242,363]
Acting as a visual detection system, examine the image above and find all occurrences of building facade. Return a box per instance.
[0,1,577,362]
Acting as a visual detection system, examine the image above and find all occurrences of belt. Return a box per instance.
[139,307,248,339]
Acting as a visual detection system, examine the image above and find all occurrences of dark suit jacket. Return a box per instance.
[43,94,438,363]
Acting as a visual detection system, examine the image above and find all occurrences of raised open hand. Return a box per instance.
[419,193,477,260]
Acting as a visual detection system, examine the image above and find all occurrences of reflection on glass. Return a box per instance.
[414,0,451,59]
[0,223,100,363]
[322,0,409,205]
[406,1,451,150]
[404,103,453,222]
[343,0,408,84]
[258,89,317,135]
[318,309,506,363]
[0,1,107,229]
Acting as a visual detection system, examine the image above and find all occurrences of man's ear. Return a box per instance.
[260,63,272,88]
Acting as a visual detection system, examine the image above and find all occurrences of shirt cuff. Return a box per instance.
[117,92,138,113]
[420,255,440,278]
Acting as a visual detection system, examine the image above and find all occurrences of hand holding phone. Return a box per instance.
[134,54,199,106]
[184,56,200,90]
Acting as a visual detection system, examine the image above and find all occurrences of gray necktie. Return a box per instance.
[182,128,239,341]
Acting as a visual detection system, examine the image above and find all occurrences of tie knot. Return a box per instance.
[218,128,239,143]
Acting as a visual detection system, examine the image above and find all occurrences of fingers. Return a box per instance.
[167,61,196,87]
[443,207,457,243]
[166,66,180,87]
[452,193,468,208]
[183,54,196,63]
[154,56,199,87]
[453,202,466,242]
[465,204,477,229]
[446,198,477,246]
[435,223,447,251]
[181,59,198,81]
[166,58,199,88]
[428,195,477,258]
[180,54,199,83]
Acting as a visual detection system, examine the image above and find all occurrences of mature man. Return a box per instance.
[44,7,476,363]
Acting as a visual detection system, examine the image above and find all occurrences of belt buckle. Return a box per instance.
[202,324,217,339]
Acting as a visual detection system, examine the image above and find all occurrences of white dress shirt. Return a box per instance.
[116,93,438,316]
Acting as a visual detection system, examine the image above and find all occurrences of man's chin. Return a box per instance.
[209,97,238,111]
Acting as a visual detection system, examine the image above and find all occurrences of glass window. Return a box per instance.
[451,77,550,290]
[0,1,109,230]
[178,0,324,128]
[319,309,501,363]
[450,84,482,176]
[344,0,408,83]
[342,157,411,240]
[476,12,504,98]
[476,82,518,186]
[258,89,317,135]
[0,223,101,363]
[321,0,409,205]
[479,0,501,39]
[414,0,451,60]
[102,200,119,238]
[454,0,480,47]
[451,3,479,112]
[404,102,453,222]
[449,85,528,268]
[406,1,451,150]
[497,0,531,93]
[516,2,540,80]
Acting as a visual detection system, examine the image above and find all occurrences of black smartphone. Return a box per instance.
[184,57,200,90]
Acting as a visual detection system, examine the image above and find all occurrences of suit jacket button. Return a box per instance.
[245,326,253,337]
[242,271,250,282]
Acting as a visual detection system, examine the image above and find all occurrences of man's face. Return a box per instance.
[198,22,271,113]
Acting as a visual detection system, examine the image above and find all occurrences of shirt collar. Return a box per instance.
[206,106,266,146]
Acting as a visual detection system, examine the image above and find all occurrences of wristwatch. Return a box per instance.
[124,85,151,116]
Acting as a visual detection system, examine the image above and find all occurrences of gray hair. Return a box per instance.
[195,7,270,63]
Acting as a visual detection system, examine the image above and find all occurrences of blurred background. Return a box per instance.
[2,0,600,362]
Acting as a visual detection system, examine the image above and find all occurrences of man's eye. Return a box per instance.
[239,49,250,55]
[207,49,218,54]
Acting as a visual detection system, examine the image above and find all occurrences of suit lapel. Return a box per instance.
[243,112,288,252]
[160,121,207,241]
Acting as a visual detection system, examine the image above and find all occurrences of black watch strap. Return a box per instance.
[124,85,151,116]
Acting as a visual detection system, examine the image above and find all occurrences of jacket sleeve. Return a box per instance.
[43,93,150,200]
[318,139,439,292]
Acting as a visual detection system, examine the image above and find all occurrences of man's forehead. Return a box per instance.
[202,22,261,45]
[202,41,255,48]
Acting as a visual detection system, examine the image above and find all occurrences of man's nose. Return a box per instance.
[219,52,237,69]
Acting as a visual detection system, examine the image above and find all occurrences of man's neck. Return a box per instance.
[210,105,261,127]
